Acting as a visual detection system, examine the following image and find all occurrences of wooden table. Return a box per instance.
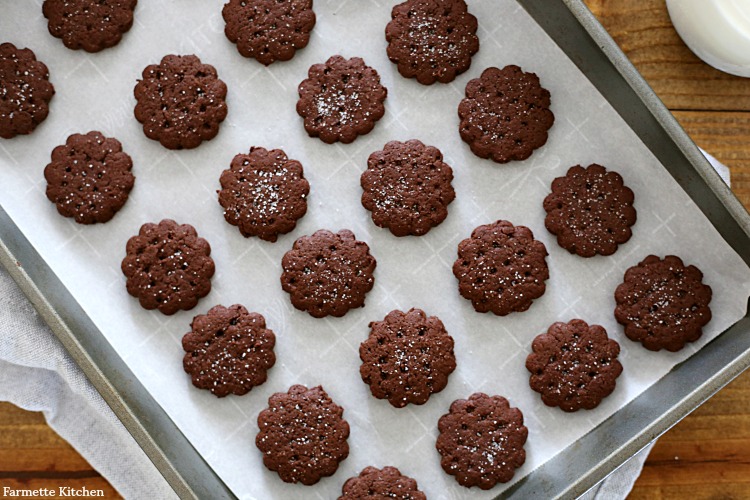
[1,1,749,498]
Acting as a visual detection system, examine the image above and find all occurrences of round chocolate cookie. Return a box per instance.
[222,0,316,65]
[361,139,455,237]
[436,393,527,489]
[44,131,135,224]
[0,43,55,139]
[280,229,377,318]
[218,147,310,242]
[339,466,426,500]
[544,164,636,257]
[121,219,215,315]
[256,384,350,485]
[360,308,456,408]
[134,54,228,150]
[296,55,388,144]
[453,220,549,316]
[182,304,276,397]
[385,0,479,85]
[458,65,554,163]
[526,319,623,412]
[615,255,712,352]
[42,0,137,53]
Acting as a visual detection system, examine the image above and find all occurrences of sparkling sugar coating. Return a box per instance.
[339,466,426,499]
[256,385,350,485]
[44,131,135,224]
[182,304,276,397]
[280,229,377,318]
[42,0,138,52]
[386,0,479,85]
[134,54,228,150]
[0,43,55,139]
[222,0,316,65]
[121,219,215,315]
[361,139,456,237]
[436,393,528,489]
[526,319,623,412]
[453,220,549,316]
[615,255,712,352]
[218,146,310,242]
[296,55,388,144]
[359,308,456,408]
[544,163,637,257]
[458,65,554,163]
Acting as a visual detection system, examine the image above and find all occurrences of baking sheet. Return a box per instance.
[2,0,750,498]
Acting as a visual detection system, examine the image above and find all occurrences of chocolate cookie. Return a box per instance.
[615,255,712,352]
[218,147,310,242]
[121,219,215,315]
[134,54,228,150]
[361,140,455,237]
[280,229,376,318]
[526,319,623,412]
[544,164,636,257]
[182,304,276,397]
[296,55,387,144]
[256,384,350,485]
[360,308,456,408]
[458,65,554,163]
[222,0,316,65]
[385,0,479,85]
[436,393,527,489]
[453,220,549,316]
[339,466,426,500]
[44,131,135,224]
[42,0,137,52]
[0,43,55,139]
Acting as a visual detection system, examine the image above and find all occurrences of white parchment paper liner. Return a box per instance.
[2,1,749,498]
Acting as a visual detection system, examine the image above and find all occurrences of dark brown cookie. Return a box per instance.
[218,147,310,242]
[436,393,527,489]
[544,164,636,257]
[453,220,549,316]
[42,0,137,53]
[222,0,316,65]
[614,255,712,352]
[360,308,456,408]
[182,304,276,397]
[361,140,455,237]
[0,43,55,139]
[339,466,426,500]
[280,229,376,318]
[385,0,479,85]
[458,65,554,163]
[296,55,387,144]
[44,131,135,224]
[256,384,350,485]
[121,219,215,315]
[134,54,228,150]
[526,319,623,412]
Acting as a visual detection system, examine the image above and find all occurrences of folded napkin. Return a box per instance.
[0,150,730,499]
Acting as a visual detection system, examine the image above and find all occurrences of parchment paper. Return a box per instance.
[2,1,749,498]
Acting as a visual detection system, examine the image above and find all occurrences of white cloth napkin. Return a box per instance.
[0,150,731,499]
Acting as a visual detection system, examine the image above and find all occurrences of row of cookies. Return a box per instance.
[3,0,482,145]
[250,383,527,491]
[36,0,477,85]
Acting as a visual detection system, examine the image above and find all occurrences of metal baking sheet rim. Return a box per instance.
[0,1,748,499]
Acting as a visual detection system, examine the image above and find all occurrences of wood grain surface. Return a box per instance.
[1,1,749,499]
[0,403,121,499]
